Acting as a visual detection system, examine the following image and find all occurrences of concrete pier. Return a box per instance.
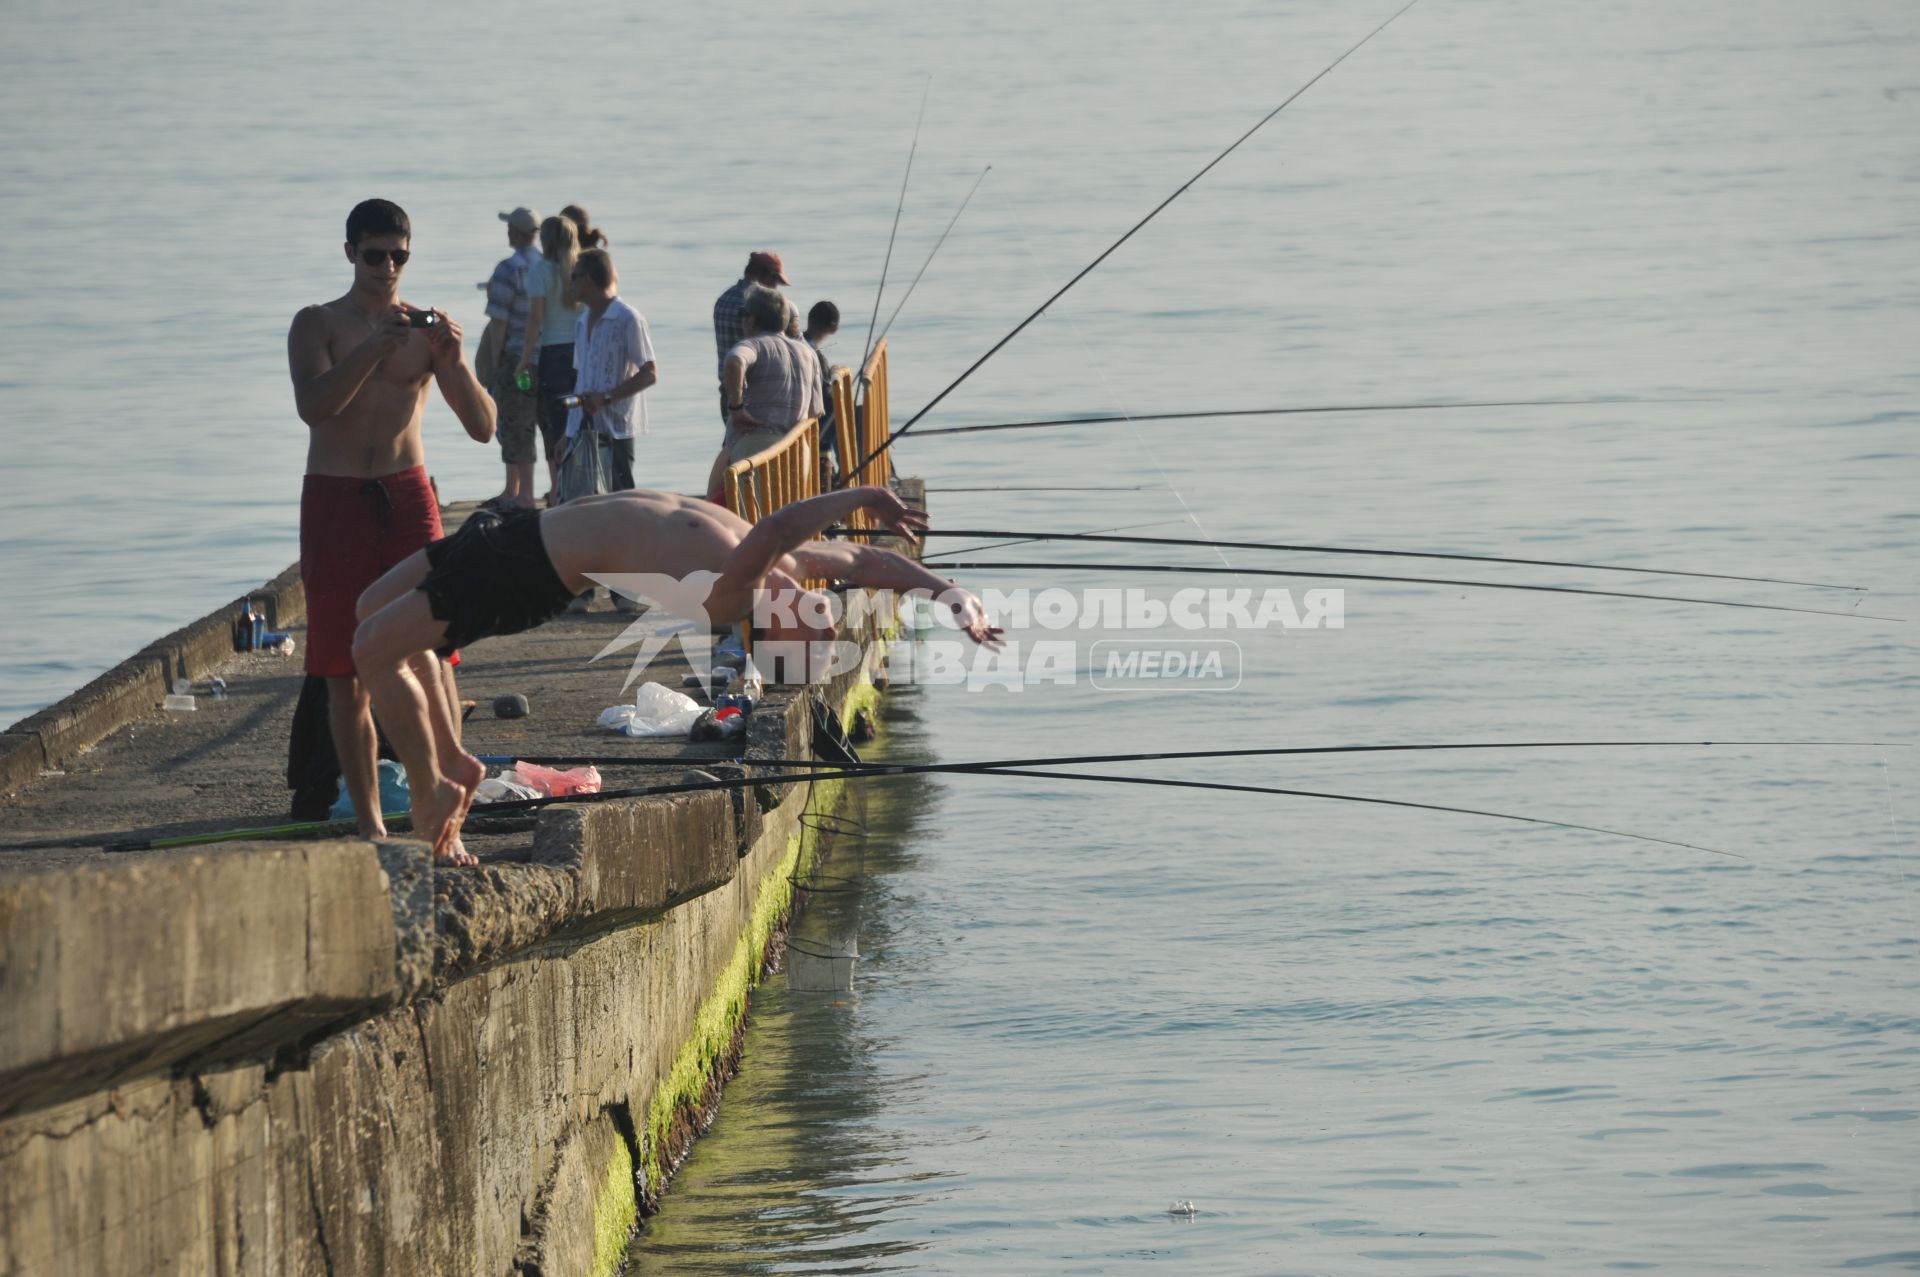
[0,501,897,1276]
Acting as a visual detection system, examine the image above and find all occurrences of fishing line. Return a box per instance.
[861,77,932,377]
[884,528,1864,591]
[870,165,993,352]
[438,764,1757,860]
[928,559,1902,621]
[956,766,1748,858]
[481,739,1904,774]
[997,208,1236,578]
[924,485,1157,493]
[21,738,1902,856]
[908,398,1681,439]
[849,0,1425,475]
[922,517,1191,562]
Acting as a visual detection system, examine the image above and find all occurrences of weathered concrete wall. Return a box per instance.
[0,482,922,1276]
[0,634,889,1277]
[0,688,869,1277]
[0,839,426,1120]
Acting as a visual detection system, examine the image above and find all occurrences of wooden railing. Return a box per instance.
[845,337,894,492]
[827,366,858,487]
[722,418,821,523]
[718,343,902,681]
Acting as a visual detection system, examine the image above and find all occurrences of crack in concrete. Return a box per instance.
[411,1005,436,1094]
[0,1082,179,1157]
[188,1075,218,1131]
[305,1161,337,1277]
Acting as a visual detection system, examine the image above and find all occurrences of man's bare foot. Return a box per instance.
[357,816,389,839]
[410,776,465,861]
[436,752,488,864]
[448,752,486,812]
[439,836,479,868]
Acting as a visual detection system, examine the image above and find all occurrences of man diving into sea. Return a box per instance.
[350,486,1004,864]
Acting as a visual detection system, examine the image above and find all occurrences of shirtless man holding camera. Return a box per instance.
[287,198,496,845]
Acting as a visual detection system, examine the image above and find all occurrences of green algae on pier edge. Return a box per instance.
[632,679,882,1249]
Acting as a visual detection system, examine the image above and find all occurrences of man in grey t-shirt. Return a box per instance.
[704,285,820,498]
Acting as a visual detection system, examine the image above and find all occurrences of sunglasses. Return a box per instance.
[359,247,411,267]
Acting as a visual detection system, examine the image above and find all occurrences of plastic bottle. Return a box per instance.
[515,367,535,393]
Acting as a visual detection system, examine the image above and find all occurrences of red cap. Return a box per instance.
[747,250,791,285]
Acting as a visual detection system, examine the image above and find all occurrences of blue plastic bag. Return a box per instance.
[329,758,411,821]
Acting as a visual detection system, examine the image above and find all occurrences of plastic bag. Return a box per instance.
[329,758,410,820]
[510,761,602,796]
[473,775,542,805]
[597,682,703,737]
[553,419,612,505]
[472,762,600,805]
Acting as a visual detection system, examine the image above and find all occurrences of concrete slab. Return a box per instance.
[0,839,407,1118]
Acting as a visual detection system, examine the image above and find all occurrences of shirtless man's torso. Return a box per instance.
[286,200,495,843]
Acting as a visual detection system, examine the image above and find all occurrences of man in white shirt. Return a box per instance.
[566,248,657,492]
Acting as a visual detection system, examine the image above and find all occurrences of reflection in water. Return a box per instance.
[629,690,948,1274]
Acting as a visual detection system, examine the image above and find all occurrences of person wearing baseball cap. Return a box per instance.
[481,207,543,509]
[712,250,792,423]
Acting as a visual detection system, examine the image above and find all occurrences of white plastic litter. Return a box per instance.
[597,682,703,737]
[473,775,543,805]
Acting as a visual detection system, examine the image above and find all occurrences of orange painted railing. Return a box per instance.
[845,337,895,492]
[722,418,821,524]
[827,366,858,488]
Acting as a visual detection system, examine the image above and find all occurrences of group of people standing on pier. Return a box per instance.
[287,198,996,866]
[476,205,844,513]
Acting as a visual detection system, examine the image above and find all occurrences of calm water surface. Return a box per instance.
[2,1,1917,1272]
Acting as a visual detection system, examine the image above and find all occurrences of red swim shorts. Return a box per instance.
[299,466,443,678]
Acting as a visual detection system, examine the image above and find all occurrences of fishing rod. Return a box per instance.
[855,528,1863,591]
[482,739,1903,773]
[869,165,993,353]
[35,737,1899,857]
[861,78,932,376]
[409,765,1751,860]
[923,560,1901,621]
[925,485,1156,494]
[846,0,1425,477]
[907,398,1680,440]
[922,517,1192,562]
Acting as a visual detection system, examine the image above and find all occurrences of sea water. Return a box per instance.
[1,1,1915,1272]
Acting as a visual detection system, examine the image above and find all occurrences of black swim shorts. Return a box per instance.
[419,507,577,653]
